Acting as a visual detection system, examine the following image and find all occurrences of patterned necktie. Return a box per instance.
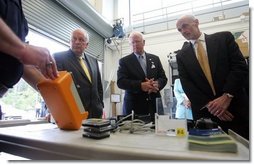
[139,55,147,76]
[196,40,216,95]
[79,57,92,82]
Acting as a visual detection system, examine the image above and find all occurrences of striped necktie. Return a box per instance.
[196,40,216,95]
[79,57,92,82]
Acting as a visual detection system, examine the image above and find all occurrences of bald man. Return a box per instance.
[176,15,249,139]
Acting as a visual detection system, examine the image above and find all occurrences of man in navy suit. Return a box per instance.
[117,31,167,122]
[176,15,249,139]
[54,28,104,118]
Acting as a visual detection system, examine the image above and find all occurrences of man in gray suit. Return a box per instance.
[54,28,104,118]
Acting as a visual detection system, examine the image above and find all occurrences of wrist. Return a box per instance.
[17,43,27,63]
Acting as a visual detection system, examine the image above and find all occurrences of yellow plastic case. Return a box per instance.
[37,71,88,130]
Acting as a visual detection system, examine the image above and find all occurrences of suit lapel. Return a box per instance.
[85,55,93,82]
[131,53,146,77]
[146,54,153,78]
[183,42,206,79]
[67,50,91,83]
[205,34,218,76]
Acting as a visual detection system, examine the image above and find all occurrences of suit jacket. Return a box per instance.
[117,52,168,117]
[53,49,104,118]
[176,32,249,138]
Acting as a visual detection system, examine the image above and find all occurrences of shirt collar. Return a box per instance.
[134,52,146,59]
[190,33,205,45]
[79,53,86,60]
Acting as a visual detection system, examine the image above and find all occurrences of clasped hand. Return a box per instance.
[141,78,159,94]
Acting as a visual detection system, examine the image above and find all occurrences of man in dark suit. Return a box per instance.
[176,15,249,139]
[117,31,168,122]
[54,28,104,118]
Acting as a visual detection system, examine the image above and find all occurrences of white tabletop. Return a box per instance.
[0,123,249,160]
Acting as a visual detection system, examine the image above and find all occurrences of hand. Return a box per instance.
[217,110,234,121]
[146,78,159,94]
[151,80,159,90]
[141,79,154,92]
[206,94,232,117]
[20,44,58,80]
[141,78,159,94]
[183,99,191,108]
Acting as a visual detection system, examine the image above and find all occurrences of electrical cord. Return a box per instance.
[113,111,155,134]
[118,119,154,133]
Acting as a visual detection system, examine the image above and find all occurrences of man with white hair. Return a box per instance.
[54,28,104,118]
[117,31,167,122]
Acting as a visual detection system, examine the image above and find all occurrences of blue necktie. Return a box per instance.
[139,55,147,76]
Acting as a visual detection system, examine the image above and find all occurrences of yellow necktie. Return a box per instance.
[196,40,216,95]
[79,57,92,82]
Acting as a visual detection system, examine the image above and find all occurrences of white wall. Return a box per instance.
[88,0,115,24]
[103,44,122,117]
[101,0,115,23]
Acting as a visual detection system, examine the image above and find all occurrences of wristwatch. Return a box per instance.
[224,93,234,98]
